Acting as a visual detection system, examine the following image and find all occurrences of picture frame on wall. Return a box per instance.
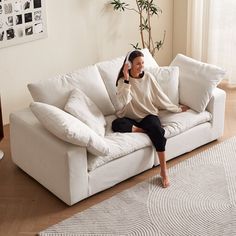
[0,0,47,49]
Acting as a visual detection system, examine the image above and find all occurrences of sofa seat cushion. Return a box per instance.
[104,111,212,139]
[87,131,152,171]
[159,109,212,138]
[87,110,212,171]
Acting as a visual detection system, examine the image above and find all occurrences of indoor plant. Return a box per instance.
[110,0,166,56]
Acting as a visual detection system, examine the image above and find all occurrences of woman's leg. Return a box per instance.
[112,117,138,133]
[139,115,169,188]
[157,151,169,188]
[112,116,169,187]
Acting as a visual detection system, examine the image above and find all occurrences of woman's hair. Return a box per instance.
[116,50,144,86]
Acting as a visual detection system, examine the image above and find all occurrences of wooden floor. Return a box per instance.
[0,81,235,236]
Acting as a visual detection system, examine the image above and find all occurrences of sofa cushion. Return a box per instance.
[28,73,74,109]
[104,110,211,139]
[88,131,152,171]
[96,48,159,111]
[95,56,124,111]
[145,66,179,105]
[28,65,115,116]
[87,110,212,171]
[159,109,212,138]
[30,102,109,156]
[170,54,226,112]
[64,88,106,137]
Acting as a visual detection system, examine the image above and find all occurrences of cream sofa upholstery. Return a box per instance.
[10,49,226,205]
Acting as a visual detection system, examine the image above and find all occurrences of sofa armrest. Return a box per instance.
[206,87,226,138]
[10,108,89,205]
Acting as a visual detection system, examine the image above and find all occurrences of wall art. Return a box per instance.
[0,0,47,49]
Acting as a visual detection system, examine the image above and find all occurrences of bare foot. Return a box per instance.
[160,172,170,188]
[132,125,145,133]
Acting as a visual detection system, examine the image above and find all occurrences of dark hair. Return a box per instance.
[116,50,144,86]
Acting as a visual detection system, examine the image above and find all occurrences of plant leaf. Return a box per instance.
[110,0,129,11]
[131,43,141,50]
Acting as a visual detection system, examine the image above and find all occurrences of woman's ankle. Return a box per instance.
[160,169,168,178]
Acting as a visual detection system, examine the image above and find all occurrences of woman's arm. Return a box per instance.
[116,78,132,109]
[116,63,132,109]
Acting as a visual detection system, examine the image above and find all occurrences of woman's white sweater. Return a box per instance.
[116,72,181,120]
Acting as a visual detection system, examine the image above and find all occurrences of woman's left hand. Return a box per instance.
[123,63,130,81]
[180,105,189,112]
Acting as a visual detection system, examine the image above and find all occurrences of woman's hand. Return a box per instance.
[123,63,129,81]
[180,105,189,112]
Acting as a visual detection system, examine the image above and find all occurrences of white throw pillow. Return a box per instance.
[64,88,106,137]
[170,54,226,112]
[30,102,109,156]
[145,66,179,105]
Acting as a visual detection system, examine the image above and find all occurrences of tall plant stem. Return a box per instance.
[136,0,145,48]
[147,0,151,52]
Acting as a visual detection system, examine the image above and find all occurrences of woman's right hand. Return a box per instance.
[123,63,129,81]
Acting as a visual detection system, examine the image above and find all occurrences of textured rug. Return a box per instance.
[39,136,236,236]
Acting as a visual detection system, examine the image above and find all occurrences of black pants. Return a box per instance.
[112,114,166,152]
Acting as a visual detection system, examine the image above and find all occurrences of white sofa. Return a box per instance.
[10,49,226,205]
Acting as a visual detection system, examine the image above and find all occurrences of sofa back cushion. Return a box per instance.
[28,65,115,116]
[170,54,226,112]
[145,66,179,105]
[96,48,159,111]
[28,73,74,109]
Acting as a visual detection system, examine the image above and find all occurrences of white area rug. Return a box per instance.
[39,136,236,236]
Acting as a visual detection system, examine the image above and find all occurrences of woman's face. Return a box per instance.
[131,56,144,76]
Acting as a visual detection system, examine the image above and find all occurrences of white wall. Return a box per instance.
[0,0,173,124]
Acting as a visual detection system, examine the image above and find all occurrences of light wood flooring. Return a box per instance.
[0,81,235,236]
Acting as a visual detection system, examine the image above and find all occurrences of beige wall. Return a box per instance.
[0,0,176,124]
[173,0,188,57]
[153,0,173,65]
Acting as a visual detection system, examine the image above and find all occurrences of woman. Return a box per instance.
[112,50,189,188]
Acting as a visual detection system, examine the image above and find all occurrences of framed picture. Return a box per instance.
[0,0,47,49]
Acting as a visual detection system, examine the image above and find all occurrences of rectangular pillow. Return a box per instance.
[28,73,74,109]
[145,66,179,105]
[30,102,109,156]
[170,54,226,112]
[69,66,115,115]
[64,88,106,137]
